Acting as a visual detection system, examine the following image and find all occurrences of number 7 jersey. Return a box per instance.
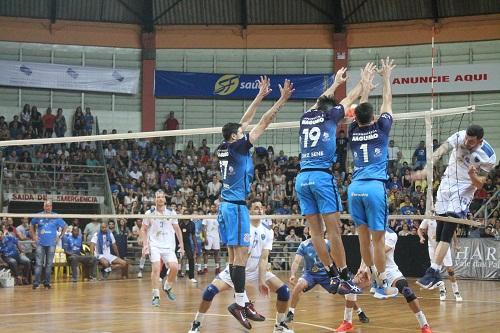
[349,113,393,180]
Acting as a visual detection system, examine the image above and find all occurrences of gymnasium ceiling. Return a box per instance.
[1,0,499,31]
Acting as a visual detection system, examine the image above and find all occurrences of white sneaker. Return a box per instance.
[439,288,447,301]
[190,278,198,283]
[273,322,294,333]
[188,320,201,333]
[137,270,143,278]
[454,292,463,302]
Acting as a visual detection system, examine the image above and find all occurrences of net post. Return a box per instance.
[424,110,434,215]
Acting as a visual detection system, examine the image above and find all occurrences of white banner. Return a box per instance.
[346,63,500,96]
[0,60,139,94]
[8,193,104,204]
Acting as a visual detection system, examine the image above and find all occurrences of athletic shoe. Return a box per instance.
[439,288,447,301]
[198,270,204,276]
[44,283,52,289]
[328,276,340,294]
[71,278,77,283]
[88,277,97,282]
[338,279,362,295]
[358,311,369,323]
[179,271,185,278]
[227,303,252,329]
[245,301,265,321]
[32,283,40,290]
[273,321,294,333]
[454,292,463,302]
[373,285,398,299]
[215,267,221,274]
[285,310,294,323]
[421,324,433,333]
[417,267,443,290]
[164,287,176,301]
[137,270,143,278]
[190,278,198,283]
[188,320,201,333]
[335,320,354,333]
[152,296,160,307]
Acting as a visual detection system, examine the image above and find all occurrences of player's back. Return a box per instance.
[349,113,393,181]
[297,239,329,274]
[299,105,344,170]
[217,134,254,201]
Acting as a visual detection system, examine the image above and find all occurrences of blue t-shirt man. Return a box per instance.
[31,213,67,247]
[1,234,19,257]
[62,233,83,255]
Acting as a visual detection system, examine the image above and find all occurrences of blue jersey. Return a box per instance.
[1,234,19,257]
[349,113,393,181]
[296,239,330,274]
[217,133,254,201]
[31,213,67,247]
[193,219,204,242]
[62,234,82,255]
[299,105,344,169]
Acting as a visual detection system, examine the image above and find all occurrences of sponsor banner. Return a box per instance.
[346,63,500,96]
[454,238,499,280]
[8,193,104,204]
[0,60,139,94]
[155,70,334,99]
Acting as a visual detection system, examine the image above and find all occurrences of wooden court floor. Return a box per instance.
[0,272,498,333]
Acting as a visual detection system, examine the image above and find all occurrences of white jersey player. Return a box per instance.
[202,204,221,274]
[415,125,496,289]
[418,219,462,301]
[188,201,293,333]
[140,190,184,307]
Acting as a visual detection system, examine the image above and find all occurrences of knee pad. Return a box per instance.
[448,270,455,277]
[345,294,357,301]
[202,284,219,302]
[396,279,417,303]
[276,284,290,301]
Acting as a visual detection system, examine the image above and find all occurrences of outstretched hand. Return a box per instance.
[257,75,272,98]
[279,79,295,101]
[334,67,348,86]
[377,57,396,78]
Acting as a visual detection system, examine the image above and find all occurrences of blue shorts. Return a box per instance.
[348,179,388,231]
[218,202,250,247]
[301,271,337,293]
[194,239,203,256]
[295,170,342,215]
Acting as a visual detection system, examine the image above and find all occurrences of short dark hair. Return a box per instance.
[466,124,484,140]
[222,122,241,141]
[315,95,337,111]
[354,103,374,125]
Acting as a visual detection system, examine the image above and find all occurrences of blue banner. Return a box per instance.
[155,70,334,100]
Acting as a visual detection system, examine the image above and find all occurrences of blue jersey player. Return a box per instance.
[295,64,374,295]
[217,77,294,327]
[348,57,399,298]
[286,239,369,325]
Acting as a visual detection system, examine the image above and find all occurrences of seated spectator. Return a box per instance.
[104,143,117,161]
[131,219,142,240]
[62,227,97,282]
[302,226,311,240]
[90,222,128,279]
[198,138,210,157]
[16,218,31,240]
[387,175,402,191]
[206,176,221,201]
[0,226,31,285]
[128,164,143,181]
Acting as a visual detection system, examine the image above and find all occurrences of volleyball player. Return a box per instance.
[348,57,399,298]
[418,218,462,301]
[414,124,496,289]
[286,237,369,325]
[140,190,184,307]
[337,228,433,333]
[294,64,374,294]
[217,77,294,325]
[188,201,293,333]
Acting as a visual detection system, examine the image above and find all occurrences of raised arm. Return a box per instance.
[249,79,294,144]
[240,76,272,131]
[411,141,452,180]
[308,68,347,111]
[359,64,377,104]
[340,62,375,110]
[377,57,396,115]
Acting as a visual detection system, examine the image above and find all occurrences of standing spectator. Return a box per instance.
[9,115,22,130]
[388,140,402,174]
[285,228,301,242]
[30,106,43,137]
[42,107,56,138]
[412,140,426,170]
[104,143,117,161]
[54,108,67,138]
[84,107,94,135]
[83,218,101,243]
[275,150,288,167]
[198,138,210,157]
[72,107,85,136]
[30,200,67,289]
[20,103,31,128]
[62,227,97,282]
[164,111,179,155]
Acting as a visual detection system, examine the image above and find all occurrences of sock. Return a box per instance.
[439,284,446,292]
[152,288,160,297]
[232,265,246,307]
[139,257,145,269]
[339,266,349,281]
[415,311,428,328]
[194,312,205,324]
[185,264,189,271]
[197,263,201,271]
[344,307,353,323]
[430,262,442,271]
[327,264,339,278]
[289,307,295,314]
[216,263,220,269]
[235,292,246,307]
[243,291,249,303]
[451,282,459,294]
[356,308,363,315]
[276,312,286,325]
[204,264,208,269]
[164,282,171,291]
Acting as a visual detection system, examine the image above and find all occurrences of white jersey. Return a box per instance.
[443,130,496,185]
[384,230,399,274]
[143,207,178,250]
[419,219,438,248]
[202,214,219,236]
[245,222,274,275]
[91,232,116,257]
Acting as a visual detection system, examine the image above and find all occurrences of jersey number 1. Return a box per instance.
[302,127,321,148]
[360,143,369,162]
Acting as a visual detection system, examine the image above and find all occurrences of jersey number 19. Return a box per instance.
[302,127,321,148]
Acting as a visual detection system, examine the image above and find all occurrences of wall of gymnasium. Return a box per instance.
[0,41,142,133]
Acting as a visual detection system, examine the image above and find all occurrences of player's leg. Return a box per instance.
[446,262,462,302]
[394,278,432,333]
[110,256,129,278]
[336,294,357,333]
[203,249,209,274]
[213,246,221,274]
[266,275,293,333]
[186,246,196,281]
[286,277,310,322]
[138,254,146,278]
[162,250,179,301]
[150,249,163,306]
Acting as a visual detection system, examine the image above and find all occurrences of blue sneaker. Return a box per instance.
[338,278,362,295]
[328,276,341,294]
[164,287,176,301]
[417,267,443,290]
[152,296,160,307]
[373,283,398,299]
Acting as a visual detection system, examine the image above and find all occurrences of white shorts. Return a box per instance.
[150,246,178,264]
[435,177,475,216]
[428,245,453,267]
[386,268,404,287]
[217,267,276,288]
[205,234,220,250]
[97,253,118,264]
